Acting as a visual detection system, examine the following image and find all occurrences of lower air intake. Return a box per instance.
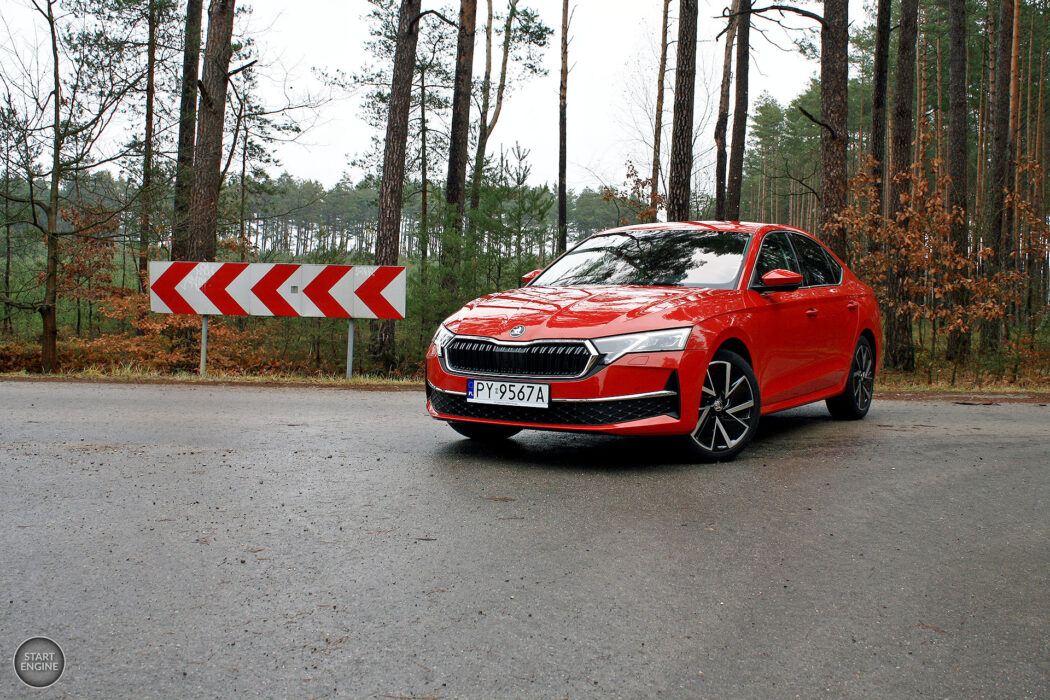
[429,390,677,426]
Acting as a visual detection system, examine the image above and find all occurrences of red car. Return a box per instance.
[425,221,881,460]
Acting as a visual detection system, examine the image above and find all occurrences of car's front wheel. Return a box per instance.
[826,336,875,420]
[448,421,522,441]
[683,349,761,461]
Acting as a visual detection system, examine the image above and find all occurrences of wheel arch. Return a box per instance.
[714,336,753,368]
[859,327,878,371]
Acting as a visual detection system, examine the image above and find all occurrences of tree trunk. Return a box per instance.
[975,0,995,229]
[420,71,430,267]
[238,125,248,262]
[1005,0,1021,271]
[3,143,11,335]
[667,0,698,222]
[713,0,739,220]
[41,0,62,373]
[470,0,519,214]
[1033,30,1047,338]
[186,0,236,263]
[484,0,516,139]
[884,0,918,371]
[981,0,1014,351]
[557,0,569,252]
[819,0,848,261]
[138,0,158,288]
[470,0,496,218]
[372,0,422,362]
[725,0,751,220]
[946,0,970,361]
[468,0,518,280]
[171,0,204,261]
[441,0,478,283]
[418,67,430,347]
[649,0,672,221]
[869,0,891,209]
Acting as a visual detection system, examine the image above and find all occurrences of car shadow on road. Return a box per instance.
[435,432,696,472]
[754,407,837,443]
[431,406,835,472]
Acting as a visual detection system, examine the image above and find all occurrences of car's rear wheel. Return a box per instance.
[827,336,875,420]
[683,349,761,461]
[448,421,522,441]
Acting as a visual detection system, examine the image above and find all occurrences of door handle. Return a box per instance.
[846,301,859,311]
[805,308,819,318]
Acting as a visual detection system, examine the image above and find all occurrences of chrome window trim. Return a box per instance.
[443,335,601,380]
[427,382,676,404]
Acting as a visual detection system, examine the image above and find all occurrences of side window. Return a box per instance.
[753,232,800,282]
[789,233,840,286]
[822,245,843,283]
[822,248,843,284]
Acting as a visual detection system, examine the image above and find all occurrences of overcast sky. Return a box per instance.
[7,0,867,191]
[248,0,861,191]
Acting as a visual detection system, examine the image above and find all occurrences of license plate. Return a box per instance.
[467,379,549,408]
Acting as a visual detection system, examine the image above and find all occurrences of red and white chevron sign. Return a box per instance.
[149,262,406,319]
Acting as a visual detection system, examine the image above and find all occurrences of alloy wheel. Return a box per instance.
[851,342,874,411]
[692,359,756,453]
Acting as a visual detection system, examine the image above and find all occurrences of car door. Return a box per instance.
[744,231,814,406]
[787,233,856,394]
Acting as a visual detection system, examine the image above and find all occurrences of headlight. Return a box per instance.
[431,324,455,356]
[592,327,691,364]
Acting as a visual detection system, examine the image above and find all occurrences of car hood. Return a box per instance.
[444,285,742,340]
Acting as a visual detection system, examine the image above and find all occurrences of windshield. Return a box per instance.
[532,229,751,289]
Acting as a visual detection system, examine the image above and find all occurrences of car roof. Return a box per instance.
[595,221,811,237]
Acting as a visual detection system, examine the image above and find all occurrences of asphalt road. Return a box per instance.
[0,380,1047,699]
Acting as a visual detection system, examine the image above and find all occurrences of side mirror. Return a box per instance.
[754,268,803,292]
[521,268,543,286]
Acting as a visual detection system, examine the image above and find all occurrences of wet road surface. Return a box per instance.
[1,381,1047,698]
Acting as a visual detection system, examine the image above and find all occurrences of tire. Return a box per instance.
[448,421,522,441]
[826,336,875,420]
[682,349,761,462]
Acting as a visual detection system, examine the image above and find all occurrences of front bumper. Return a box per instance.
[425,346,707,436]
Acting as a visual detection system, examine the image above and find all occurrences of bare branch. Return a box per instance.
[410,10,457,31]
[0,294,43,312]
[797,105,837,139]
[227,60,257,79]
[220,97,246,186]
[768,169,820,199]
[197,79,212,109]
[720,4,824,26]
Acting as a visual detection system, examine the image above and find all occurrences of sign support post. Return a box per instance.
[199,315,209,376]
[346,319,354,379]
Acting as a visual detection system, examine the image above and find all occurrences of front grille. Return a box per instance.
[445,338,594,378]
[429,390,678,427]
